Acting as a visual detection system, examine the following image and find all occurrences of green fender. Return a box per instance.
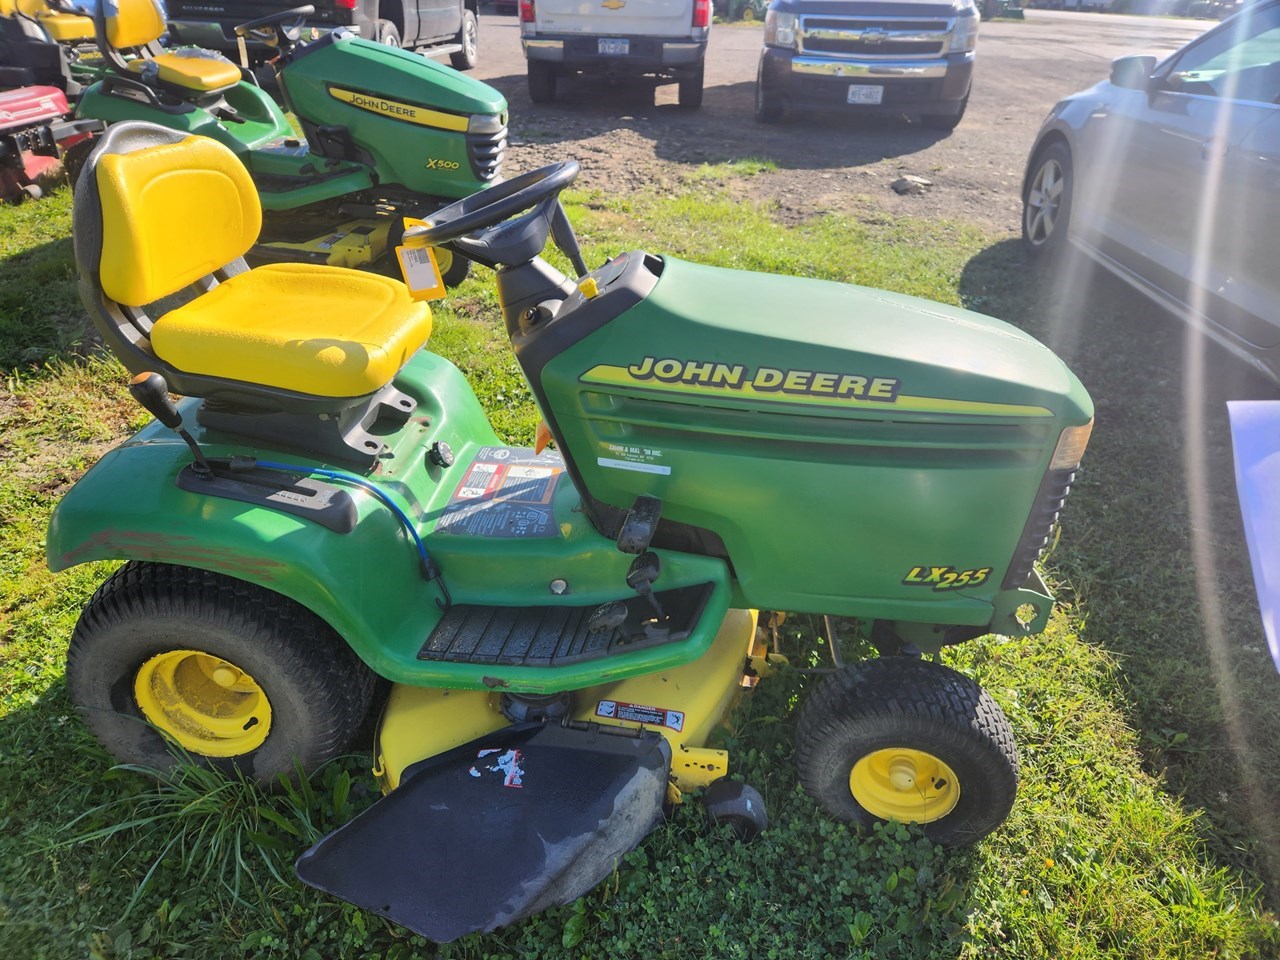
[46,421,447,684]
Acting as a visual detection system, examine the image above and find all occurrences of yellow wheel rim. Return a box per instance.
[436,246,453,277]
[849,748,960,823]
[133,650,272,757]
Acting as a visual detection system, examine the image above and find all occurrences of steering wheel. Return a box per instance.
[234,5,314,50]
[406,162,579,246]
[405,161,586,274]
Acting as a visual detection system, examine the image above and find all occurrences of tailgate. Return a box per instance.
[536,0,695,38]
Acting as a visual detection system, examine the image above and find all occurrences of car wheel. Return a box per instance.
[678,64,704,110]
[376,19,400,47]
[450,9,478,70]
[754,63,784,123]
[795,657,1018,847]
[1022,140,1074,257]
[528,60,557,103]
[66,562,376,784]
[921,92,968,131]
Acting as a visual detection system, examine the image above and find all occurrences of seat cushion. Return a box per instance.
[127,50,241,92]
[152,263,433,398]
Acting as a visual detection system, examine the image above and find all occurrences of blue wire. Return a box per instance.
[253,459,439,582]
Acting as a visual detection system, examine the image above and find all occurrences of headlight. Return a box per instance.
[1050,420,1094,470]
[951,8,978,54]
[764,10,797,48]
[468,113,507,135]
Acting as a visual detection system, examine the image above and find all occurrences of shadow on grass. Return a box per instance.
[961,238,1280,907]
[0,234,98,372]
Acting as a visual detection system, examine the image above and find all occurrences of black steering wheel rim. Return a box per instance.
[406,161,580,248]
[234,4,314,40]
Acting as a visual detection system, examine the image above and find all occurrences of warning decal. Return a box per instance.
[436,446,565,538]
[595,700,685,732]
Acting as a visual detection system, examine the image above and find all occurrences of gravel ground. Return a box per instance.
[467,10,1213,233]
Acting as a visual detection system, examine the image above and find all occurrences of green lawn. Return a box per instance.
[2,169,1279,959]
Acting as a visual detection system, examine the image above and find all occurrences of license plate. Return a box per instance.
[847,85,884,105]
[598,38,629,55]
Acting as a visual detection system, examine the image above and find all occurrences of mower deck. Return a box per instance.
[297,722,671,942]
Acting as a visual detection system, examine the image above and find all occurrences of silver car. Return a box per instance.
[1022,3,1280,380]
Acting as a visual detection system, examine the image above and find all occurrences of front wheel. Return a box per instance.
[754,64,784,123]
[795,657,1018,847]
[450,9,478,70]
[66,562,376,784]
[1022,140,1074,258]
[921,92,968,131]
[528,61,557,104]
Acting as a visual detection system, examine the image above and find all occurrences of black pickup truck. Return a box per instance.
[165,0,480,68]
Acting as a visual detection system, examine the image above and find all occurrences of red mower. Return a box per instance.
[0,81,98,200]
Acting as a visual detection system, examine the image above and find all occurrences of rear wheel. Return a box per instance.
[678,64,704,110]
[528,60,557,103]
[451,9,478,70]
[66,562,376,784]
[795,657,1018,846]
[1022,140,1074,258]
[376,19,400,47]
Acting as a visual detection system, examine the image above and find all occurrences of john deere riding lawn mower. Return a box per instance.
[71,0,506,282]
[49,120,1093,941]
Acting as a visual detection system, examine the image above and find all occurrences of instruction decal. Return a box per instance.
[437,446,564,538]
[596,700,685,732]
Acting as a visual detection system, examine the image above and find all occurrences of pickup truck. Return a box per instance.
[165,0,480,69]
[519,0,710,108]
[755,0,979,129]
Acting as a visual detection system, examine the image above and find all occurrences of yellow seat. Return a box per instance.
[153,263,431,398]
[88,128,431,401]
[125,50,243,92]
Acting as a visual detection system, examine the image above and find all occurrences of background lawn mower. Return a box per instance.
[49,121,1094,941]
[70,0,507,282]
[0,0,101,201]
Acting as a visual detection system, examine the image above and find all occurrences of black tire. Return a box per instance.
[62,135,98,191]
[1022,140,1073,258]
[528,60,556,103]
[450,9,478,70]
[66,562,376,784]
[678,64,704,110]
[376,19,401,47]
[921,92,968,131]
[435,246,471,287]
[754,64,784,123]
[795,657,1018,847]
[703,778,768,841]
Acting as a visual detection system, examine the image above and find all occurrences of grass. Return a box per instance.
[2,167,1280,958]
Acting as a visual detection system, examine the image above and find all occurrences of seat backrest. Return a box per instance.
[78,122,261,307]
[99,0,164,51]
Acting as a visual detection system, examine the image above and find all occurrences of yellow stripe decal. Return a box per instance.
[328,87,469,132]
[579,362,1054,418]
